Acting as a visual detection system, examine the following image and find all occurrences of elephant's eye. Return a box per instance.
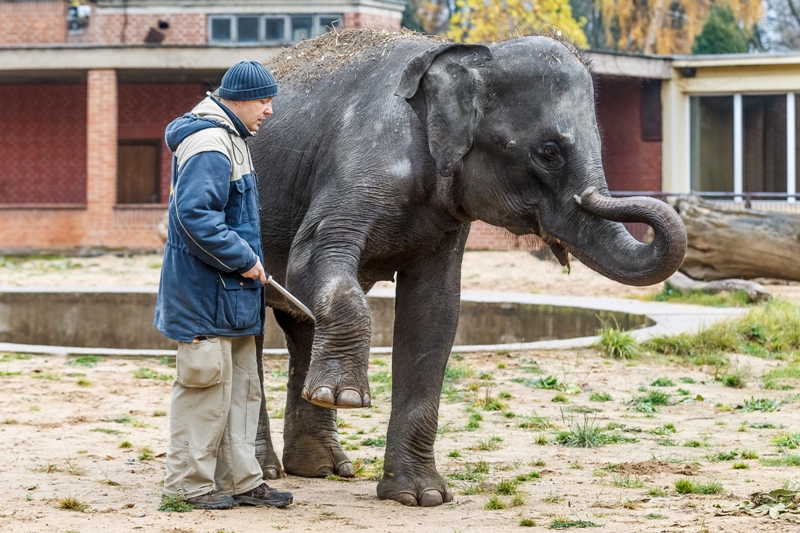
[543,145,558,158]
[538,142,564,168]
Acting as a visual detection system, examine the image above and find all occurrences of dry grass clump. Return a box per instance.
[267,28,443,86]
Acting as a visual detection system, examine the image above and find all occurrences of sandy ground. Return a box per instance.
[0,251,799,533]
[1,250,799,302]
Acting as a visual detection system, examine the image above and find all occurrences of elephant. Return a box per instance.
[248,29,686,507]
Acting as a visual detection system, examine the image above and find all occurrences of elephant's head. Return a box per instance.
[396,37,686,286]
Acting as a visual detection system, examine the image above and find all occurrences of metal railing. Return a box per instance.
[609,191,800,213]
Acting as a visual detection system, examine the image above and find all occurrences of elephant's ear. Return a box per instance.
[396,43,492,177]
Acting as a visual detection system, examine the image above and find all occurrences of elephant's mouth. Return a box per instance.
[548,240,570,269]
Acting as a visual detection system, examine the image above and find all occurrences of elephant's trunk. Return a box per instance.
[569,187,687,287]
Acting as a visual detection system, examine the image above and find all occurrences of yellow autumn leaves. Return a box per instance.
[447,0,589,47]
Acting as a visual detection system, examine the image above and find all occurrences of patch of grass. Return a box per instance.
[478,394,508,412]
[132,367,172,380]
[58,496,88,512]
[361,436,386,447]
[680,377,697,384]
[749,421,782,429]
[589,392,613,402]
[677,388,691,396]
[552,393,569,404]
[76,377,91,387]
[465,411,483,431]
[535,433,549,445]
[628,390,671,412]
[543,490,563,504]
[0,370,22,376]
[556,417,606,448]
[449,461,489,482]
[684,439,705,448]
[152,410,166,417]
[549,516,600,529]
[651,284,753,307]
[495,478,519,495]
[474,435,503,451]
[732,462,749,469]
[594,325,639,359]
[512,374,563,389]
[764,380,794,390]
[517,412,554,430]
[647,423,676,436]
[91,428,122,435]
[32,371,60,381]
[741,397,781,412]
[138,446,154,461]
[67,355,102,368]
[520,518,537,527]
[271,408,285,419]
[707,449,758,462]
[645,513,667,519]
[444,363,474,382]
[773,432,800,449]
[485,495,506,510]
[648,488,667,497]
[674,478,724,495]
[645,299,800,360]
[515,471,542,483]
[0,352,32,362]
[650,377,675,387]
[447,449,462,458]
[158,494,193,513]
[612,474,644,488]
[761,454,800,467]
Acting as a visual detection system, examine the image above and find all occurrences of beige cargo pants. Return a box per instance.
[164,335,264,498]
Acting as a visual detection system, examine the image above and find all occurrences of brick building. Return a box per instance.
[6,1,771,253]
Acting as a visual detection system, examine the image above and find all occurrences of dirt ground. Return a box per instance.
[0,252,799,533]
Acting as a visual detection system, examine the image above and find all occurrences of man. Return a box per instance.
[155,60,293,510]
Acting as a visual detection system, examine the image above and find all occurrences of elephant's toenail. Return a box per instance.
[420,489,444,507]
[396,492,418,506]
[362,393,371,407]
[301,386,309,399]
[337,389,362,408]
[444,488,454,503]
[310,387,336,406]
[263,467,279,480]
[336,461,354,477]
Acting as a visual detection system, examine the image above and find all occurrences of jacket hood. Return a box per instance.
[165,95,252,152]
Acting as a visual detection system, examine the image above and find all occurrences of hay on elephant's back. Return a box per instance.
[267,28,445,88]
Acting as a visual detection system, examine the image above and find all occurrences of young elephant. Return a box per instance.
[249,30,686,506]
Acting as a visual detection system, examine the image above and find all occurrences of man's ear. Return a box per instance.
[396,43,492,177]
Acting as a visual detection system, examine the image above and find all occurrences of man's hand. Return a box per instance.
[242,258,267,284]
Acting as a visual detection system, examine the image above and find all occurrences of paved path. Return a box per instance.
[0,287,746,357]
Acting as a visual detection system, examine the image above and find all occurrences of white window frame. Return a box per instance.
[208,14,342,46]
[689,91,798,202]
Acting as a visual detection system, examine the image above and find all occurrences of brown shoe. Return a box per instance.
[185,490,235,510]
[234,483,293,507]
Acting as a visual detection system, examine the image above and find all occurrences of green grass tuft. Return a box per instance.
[158,494,193,513]
[674,478,724,494]
[58,496,88,512]
[651,284,753,307]
[773,432,800,449]
[594,326,639,359]
[741,397,781,412]
[549,516,601,529]
[650,377,675,387]
[485,495,506,510]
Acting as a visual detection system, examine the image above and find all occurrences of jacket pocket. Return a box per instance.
[215,274,262,329]
[225,175,258,225]
[176,337,222,388]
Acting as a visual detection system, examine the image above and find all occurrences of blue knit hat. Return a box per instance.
[218,60,278,101]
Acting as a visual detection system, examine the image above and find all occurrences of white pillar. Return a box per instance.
[788,93,796,203]
[733,93,743,202]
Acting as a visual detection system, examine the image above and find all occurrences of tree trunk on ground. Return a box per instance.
[666,271,771,303]
[675,195,800,281]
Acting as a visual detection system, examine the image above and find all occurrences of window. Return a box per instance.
[118,142,161,204]
[690,93,799,200]
[210,17,232,42]
[237,16,260,43]
[691,96,734,193]
[265,17,285,42]
[208,14,341,45]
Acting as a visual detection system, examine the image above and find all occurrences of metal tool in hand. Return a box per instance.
[266,275,315,321]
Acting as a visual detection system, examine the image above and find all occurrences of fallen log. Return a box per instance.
[674,196,800,282]
[666,271,770,303]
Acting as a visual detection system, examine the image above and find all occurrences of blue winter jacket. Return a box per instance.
[154,96,265,342]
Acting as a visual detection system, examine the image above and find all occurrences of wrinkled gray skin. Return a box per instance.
[249,34,686,506]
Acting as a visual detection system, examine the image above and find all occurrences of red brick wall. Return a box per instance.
[0,83,87,204]
[70,12,206,45]
[118,83,206,203]
[594,75,662,192]
[0,1,66,45]
[343,12,401,30]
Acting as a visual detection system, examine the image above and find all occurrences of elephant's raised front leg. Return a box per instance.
[275,309,355,477]
[377,228,468,507]
[254,333,283,479]
[288,236,372,409]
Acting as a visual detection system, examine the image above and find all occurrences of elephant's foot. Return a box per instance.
[282,431,354,478]
[301,357,371,409]
[255,440,283,480]
[377,468,454,507]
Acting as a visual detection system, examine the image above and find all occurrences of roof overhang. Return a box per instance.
[585,51,672,80]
